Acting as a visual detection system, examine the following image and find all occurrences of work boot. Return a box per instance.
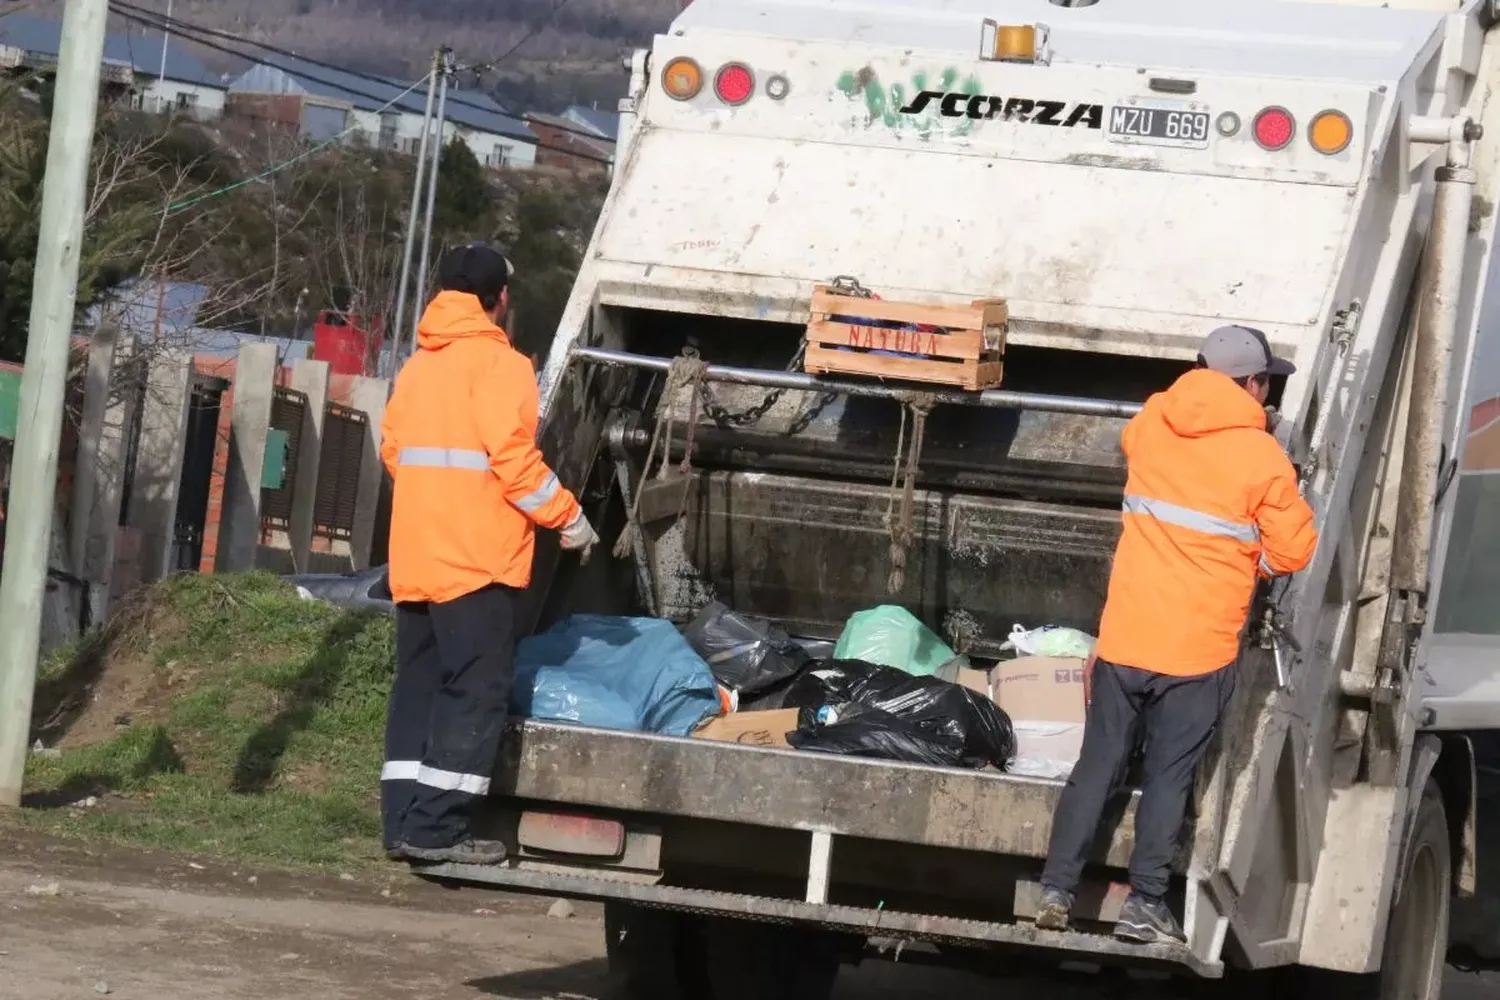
[399,838,508,866]
[1114,893,1186,945]
[384,845,408,862]
[1033,886,1075,931]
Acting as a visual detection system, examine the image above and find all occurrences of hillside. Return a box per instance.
[67,0,684,110]
[24,573,396,869]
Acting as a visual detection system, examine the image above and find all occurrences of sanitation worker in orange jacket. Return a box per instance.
[378,243,598,866]
[1034,325,1317,944]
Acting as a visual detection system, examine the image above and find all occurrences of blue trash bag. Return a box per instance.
[512,615,721,737]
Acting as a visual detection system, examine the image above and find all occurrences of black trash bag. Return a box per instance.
[738,671,802,711]
[283,566,393,614]
[784,659,1015,770]
[682,601,811,696]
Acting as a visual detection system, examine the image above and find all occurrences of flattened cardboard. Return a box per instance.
[693,708,800,748]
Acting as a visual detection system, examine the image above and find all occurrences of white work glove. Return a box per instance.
[560,511,599,556]
[1264,405,1281,434]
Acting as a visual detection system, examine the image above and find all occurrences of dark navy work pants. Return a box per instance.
[1041,657,1235,900]
[381,583,517,850]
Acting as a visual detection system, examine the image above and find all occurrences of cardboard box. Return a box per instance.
[694,708,800,748]
[959,657,1087,777]
[991,655,1087,725]
[956,666,994,702]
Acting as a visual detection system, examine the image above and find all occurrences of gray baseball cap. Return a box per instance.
[1200,325,1296,379]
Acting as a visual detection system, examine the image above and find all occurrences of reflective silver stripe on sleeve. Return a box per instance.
[397,446,489,470]
[513,471,560,512]
[1121,494,1260,544]
[1259,555,1276,576]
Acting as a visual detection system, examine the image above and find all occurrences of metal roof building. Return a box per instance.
[0,12,222,87]
[231,55,533,142]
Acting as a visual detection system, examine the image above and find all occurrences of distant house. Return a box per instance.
[527,112,614,173]
[0,13,227,119]
[562,104,621,143]
[87,279,311,362]
[228,56,538,170]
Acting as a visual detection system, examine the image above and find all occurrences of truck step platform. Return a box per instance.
[415,864,1221,978]
[803,284,1008,391]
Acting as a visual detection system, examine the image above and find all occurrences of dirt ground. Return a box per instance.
[4,831,1496,1000]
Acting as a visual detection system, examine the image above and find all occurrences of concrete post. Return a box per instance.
[126,349,193,582]
[69,316,118,577]
[78,334,136,624]
[348,375,390,571]
[216,342,277,573]
[287,359,329,573]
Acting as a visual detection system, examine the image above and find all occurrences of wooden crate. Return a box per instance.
[803,285,1008,391]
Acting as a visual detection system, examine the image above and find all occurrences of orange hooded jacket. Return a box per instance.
[1094,369,1317,676]
[380,291,581,604]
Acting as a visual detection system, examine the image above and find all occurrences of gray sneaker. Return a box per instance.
[399,838,508,866]
[1114,893,1186,944]
[1034,886,1075,931]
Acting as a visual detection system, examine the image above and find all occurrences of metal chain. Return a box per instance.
[696,276,870,433]
[786,389,841,436]
[695,341,802,428]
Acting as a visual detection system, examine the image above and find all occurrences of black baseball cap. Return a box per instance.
[437,242,514,302]
[1200,325,1296,378]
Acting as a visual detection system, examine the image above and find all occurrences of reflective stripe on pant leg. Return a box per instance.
[384,603,441,849]
[414,764,490,796]
[400,585,518,849]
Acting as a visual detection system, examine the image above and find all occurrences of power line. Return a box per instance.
[113,0,614,149]
[108,3,617,165]
[110,0,502,118]
[110,5,448,114]
[162,73,435,214]
[466,0,584,74]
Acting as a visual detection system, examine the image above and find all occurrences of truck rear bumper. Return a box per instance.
[489,720,1146,864]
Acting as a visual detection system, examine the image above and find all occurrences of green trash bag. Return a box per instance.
[833,606,961,677]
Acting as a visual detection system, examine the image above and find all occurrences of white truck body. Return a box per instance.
[436,0,1500,992]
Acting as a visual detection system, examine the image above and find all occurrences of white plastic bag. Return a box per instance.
[1000,623,1096,660]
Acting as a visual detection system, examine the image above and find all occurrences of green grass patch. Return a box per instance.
[20,572,395,872]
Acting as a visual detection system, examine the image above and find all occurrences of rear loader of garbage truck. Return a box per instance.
[411,0,1500,995]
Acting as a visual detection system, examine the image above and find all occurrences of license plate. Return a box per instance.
[1108,104,1210,148]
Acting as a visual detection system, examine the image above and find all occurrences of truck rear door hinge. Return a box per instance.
[1331,300,1363,349]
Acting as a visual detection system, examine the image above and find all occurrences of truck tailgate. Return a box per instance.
[488,720,1144,866]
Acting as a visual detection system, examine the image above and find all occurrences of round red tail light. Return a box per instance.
[1252,107,1295,151]
[714,63,755,106]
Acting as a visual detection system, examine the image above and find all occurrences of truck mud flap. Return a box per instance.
[414,864,1223,979]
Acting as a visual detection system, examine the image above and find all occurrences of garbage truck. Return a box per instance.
[412,0,1500,995]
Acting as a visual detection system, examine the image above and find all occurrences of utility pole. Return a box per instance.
[409,47,452,361]
[157,0,173,89]
[0,0,111,807]
[386,50,441,377]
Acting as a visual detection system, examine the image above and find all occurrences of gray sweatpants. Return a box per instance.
[1040,657,1235,901]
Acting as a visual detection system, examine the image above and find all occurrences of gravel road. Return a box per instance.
[3,833,1494,1000]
